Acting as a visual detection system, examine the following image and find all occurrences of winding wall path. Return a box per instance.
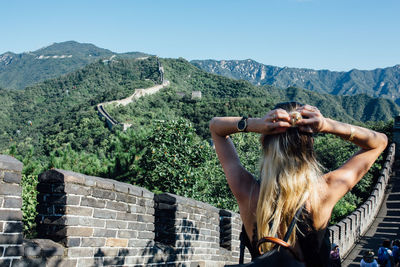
[96,59,169,130]
[342,160,400,266]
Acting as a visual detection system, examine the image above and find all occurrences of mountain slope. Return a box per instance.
[191,59,400,103]
[0,57,160,154]
[0,41,149,90]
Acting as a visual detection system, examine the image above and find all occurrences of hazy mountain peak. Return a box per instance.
[0,41,148,90]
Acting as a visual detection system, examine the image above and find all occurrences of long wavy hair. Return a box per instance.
[256,102,323,252]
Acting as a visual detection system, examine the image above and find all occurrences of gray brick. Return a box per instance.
[78,217,105,228]
[77,258,96,267]
[128,185,143,197]
[4,245,23,256]
[0,233,23,244]
[46,258,78,267]
[0,209,22,221]
[0,183,21,196]
[4,222,23,233]
[61,170,87,185]
[0,155,23,172]
[64,206,93,216]
[0,221,3,232]
[81,237,106,247]
[67,247,94,257]
[92,188,115,200]
[138,198,153,207]
[106,201,128,212]
[128,239,154,247]
[0,259,11,267]
[106,220,128,230]
[118,247,139,256]
[127,222,147,231]
[146,207,155,215]
[114,182,129,194]
[93,209,117,219]
[64,237,81,247]
[142,189,154,199]
[81,197,106,208]
[0,196,3,207]
[0,246,3,256]
[4,172,22,184]
[93,228,117,238]
[137,214,154,223]
[64,183,91,196]
[117,230,138,238]
[146,223,155,231]
[95,179,114,190]
[138,231,155,239]
[4,197,22,208]
[128,204,138,213]
[116,212,137,221]
[115,192,136,204]
[94,247,119,257]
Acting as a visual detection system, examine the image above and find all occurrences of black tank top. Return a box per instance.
[241,210,331,267]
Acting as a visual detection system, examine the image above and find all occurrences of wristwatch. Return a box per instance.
[237,116,248,132]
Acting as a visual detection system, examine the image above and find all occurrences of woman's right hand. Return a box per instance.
[257,108,292,135]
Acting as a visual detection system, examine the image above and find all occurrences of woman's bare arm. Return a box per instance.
[297,105,388,208]
[209,110,291,205]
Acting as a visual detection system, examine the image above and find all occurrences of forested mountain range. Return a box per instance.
[1,57,398,155]
[0,41,148,90]
[191,59,400,104]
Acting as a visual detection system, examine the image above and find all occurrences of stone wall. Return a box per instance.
[0,144,394,266]
[0,155,23,267]
[33,169,250,266]
[328,143,396,258]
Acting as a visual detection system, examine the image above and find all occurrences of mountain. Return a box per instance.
[1,57,398,155]
[0,41,149,90]
[191,59,400,104]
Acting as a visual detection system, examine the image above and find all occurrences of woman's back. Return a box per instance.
[209,102,387,266]
[242,209,331,266]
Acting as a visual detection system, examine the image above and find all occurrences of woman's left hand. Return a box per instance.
[295,105,326,133]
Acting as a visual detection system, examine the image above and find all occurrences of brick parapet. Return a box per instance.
[0,155,23,267]
[36,168,155,266]
[328,143,395,258]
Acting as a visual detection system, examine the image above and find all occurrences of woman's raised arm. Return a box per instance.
[296,105,388,208]
[209,110,291,205]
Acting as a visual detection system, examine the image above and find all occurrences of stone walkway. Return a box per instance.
[342,165,400,266]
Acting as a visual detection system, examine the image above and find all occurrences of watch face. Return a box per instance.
[238,120,246,130]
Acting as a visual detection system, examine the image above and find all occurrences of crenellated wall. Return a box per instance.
[33,168,249,266]
[0,143,395,266]
[0,155,23,267]
[328,143,395,257]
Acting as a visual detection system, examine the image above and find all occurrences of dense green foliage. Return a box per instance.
[0,55,394,236]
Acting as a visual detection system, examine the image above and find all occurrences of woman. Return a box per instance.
[209,102,387,266]
[361,250,378,267]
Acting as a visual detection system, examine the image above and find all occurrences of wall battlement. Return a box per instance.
[0,143,395,266]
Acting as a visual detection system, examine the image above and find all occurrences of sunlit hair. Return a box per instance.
[256,102,323,252]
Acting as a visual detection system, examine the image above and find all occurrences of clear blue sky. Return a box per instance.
[2,0,399,71]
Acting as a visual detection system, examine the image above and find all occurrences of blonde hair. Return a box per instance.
[256,102,323,252]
